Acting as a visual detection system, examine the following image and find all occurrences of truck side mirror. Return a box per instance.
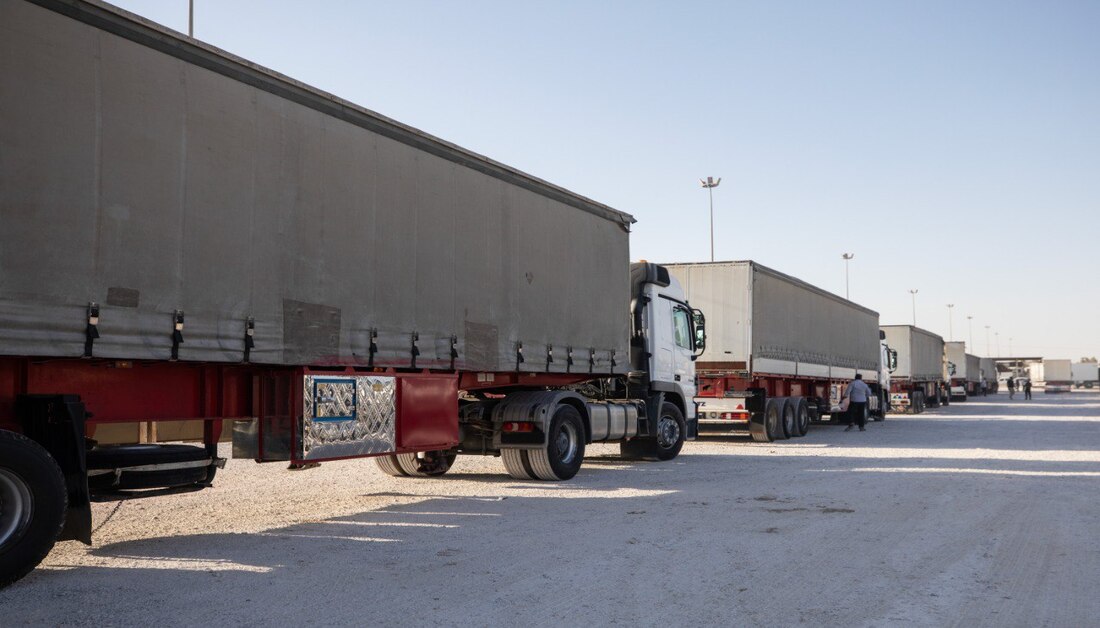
[888,349,898,372]
[692,308,707,354]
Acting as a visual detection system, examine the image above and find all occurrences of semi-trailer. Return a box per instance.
[0,0,705,587]
[1044,359,1073,393]
[880,325,946,412]
[945,342,981,400]
[1072,362,1099,389]
[979,357,999,394]
[665,261,887,441]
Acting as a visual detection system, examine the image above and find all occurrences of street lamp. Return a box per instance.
[995,331,1000,357]
[946,304,954,341]
[700,177,721,262]
[188,0,194,37]
[967,316,974,351]
[908,289,918,326]
[841,253,854,299]
[985,325,991,355]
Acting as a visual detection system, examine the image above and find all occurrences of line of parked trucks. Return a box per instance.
[0,0,991,588]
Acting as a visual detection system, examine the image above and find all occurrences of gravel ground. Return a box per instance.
[4,391,1099,626]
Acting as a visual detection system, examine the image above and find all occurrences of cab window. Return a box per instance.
[673,306,692,350]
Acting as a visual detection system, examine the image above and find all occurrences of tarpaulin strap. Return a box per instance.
[170,311,184,361]
[410,332,420,368]
[450,335,458,370]
[83,302,100,358]
[368,329,378,367]
[516,342,525,370]
[243,317,255,363]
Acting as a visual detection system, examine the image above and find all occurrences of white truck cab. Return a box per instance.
[630,263,703,430]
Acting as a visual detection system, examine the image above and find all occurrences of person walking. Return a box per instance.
[1007,377,1016,399]
[843,374,872,432]
[1024,379,1032,400]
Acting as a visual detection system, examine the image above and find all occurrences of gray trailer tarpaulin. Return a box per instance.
[0,0,633,372]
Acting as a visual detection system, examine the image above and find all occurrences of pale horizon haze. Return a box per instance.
[106,0,1100,360]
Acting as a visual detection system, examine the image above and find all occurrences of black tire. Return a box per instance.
[793,398,810,436]
[527,405,585,481]
[395,451,457,477]
[780,398,797,438]
[878,391,894,420]
[754,398,783,442]
[375,454,408,477]
[620,403,686,461]
[86,444,210,491]
[0,430,67,589]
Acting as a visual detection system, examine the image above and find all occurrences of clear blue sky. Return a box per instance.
[109,0,1100,360]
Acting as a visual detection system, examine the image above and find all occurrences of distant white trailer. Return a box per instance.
[1072,363,1098,389]
[1044,359,1073,393]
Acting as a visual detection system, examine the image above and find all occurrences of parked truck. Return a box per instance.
[945,342,981,400]
[1044,359,1073,393]
[1072,362,1099,389]
[664,262,887,441]
[0,0,705,587]
[979,357,999,394]
[881,325,946,412]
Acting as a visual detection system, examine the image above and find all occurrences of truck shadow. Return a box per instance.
[5,447,1099,624]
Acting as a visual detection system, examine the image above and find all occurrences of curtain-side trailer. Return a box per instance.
[1044,359,1073,393]
[881,325,946,412]
[944,342,982,400]
[1072,363,1098,389]
[979,357,999,394]
[665,261,886,442]
[0,0,707,587]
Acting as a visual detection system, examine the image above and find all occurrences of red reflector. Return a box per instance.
[502,422,535,433]
[736,404,744,410]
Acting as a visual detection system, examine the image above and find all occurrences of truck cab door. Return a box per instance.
[671,304,697,400]
[649,290,675,384]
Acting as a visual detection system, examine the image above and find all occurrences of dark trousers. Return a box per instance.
[1025,390,1032,400]
[847,401,867,427]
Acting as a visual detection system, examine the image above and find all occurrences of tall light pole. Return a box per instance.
[188,0,194,37]
[700,177,721,262]
[841,253,854,299]
[967,316,974,351]
[1009,337,1013,356]
[985,325,991,355]
[909,289,918,326]
[995,331,1000,357]
[946,304,954,341]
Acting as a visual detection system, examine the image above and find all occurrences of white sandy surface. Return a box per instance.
[3,391,1099,626]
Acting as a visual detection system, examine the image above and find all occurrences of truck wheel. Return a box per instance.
[876,392,892,420]
[753,398,782,442]
[526,405,585,481]
[793,398,810,436]
[653,402,686,460]
[375,454,408,477]
[0,430,67,589]
[780,398,797,438]
[86,444,211,492]
[395,451,457,477]
[501,448,535,480]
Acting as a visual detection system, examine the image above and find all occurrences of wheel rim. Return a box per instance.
[657,415,681,449]
[0,468,33,549]
[555,422,579,464]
